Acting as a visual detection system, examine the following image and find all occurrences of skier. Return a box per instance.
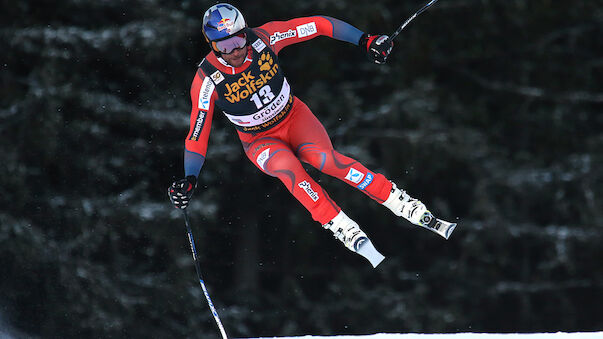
[168,3,455,267]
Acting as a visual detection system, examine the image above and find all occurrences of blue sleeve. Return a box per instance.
[184,148,205,178]
[320,16,365,45]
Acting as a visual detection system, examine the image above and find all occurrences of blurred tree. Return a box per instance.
[1,0,602,338]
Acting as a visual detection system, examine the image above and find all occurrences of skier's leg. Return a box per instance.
[241,135,386,263]
[284,99,456,238]
[241,137,340,225]
[287,98,392,204]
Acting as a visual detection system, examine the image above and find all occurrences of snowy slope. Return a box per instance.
[250,332,603,339]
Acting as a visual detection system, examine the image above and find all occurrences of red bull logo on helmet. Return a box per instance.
[217,18,234,33]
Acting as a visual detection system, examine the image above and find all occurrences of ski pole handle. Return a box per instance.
[387,0,439,44]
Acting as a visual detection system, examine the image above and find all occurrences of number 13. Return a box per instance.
[250,85,275,109]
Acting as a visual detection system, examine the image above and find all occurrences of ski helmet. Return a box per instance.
[202,3,247,52]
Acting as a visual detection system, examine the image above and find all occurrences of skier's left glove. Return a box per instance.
[359,34,393,64]
[168,175,197,209]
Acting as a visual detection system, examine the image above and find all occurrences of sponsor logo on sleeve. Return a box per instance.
[256,148,270,170]
[298,180,319,202]
[345,168,365,184]
[189,110,207,141]
[198,77,215,111]
[357,172,374,190]
[252,38,267,52]
[210,70,225,85]
[269,29,297,45]
[296,22,317,38]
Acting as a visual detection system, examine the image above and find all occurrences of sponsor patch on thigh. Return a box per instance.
[357,172,374,190]
[345,168,365,184]
[298,180,319,202]
[256,148,270,170]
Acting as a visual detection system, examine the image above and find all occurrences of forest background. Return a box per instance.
[1,0,602,338]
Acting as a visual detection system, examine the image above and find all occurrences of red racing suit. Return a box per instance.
[184,16,393,225]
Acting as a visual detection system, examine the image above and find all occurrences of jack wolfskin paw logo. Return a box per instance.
[258,52,273,71]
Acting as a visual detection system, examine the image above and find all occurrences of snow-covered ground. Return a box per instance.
[251,333,603,339]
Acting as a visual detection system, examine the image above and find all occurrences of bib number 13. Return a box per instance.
[250,85,275,109]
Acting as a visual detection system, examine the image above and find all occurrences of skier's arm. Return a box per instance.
[254,16,393,63]
[254,16,365,54]
[168,71,216,210]
[184,70,217,179]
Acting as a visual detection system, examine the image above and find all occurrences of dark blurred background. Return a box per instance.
[1,0,602,338]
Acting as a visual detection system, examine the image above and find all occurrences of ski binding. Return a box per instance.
[418,212,457,239]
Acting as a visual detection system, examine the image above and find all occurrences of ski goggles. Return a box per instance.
[212,32,247,54]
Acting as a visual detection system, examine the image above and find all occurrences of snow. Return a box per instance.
[249,333,603,339]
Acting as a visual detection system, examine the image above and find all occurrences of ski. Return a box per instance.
[418,212,457,239]
[354,237,385,268]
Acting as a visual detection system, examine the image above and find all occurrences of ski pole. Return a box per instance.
[387,0,439,44]
[182,210,229,339]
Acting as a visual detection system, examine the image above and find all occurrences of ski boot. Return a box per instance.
[323,211,385,268]
[382,182,456,239]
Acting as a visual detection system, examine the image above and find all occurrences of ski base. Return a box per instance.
[419,212,457,239]
[355,238,385,268]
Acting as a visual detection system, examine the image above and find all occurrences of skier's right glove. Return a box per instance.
[168,175,197,209]
[359,33,394,64]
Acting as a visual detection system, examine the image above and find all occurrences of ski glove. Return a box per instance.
[168,175,197,209]
[360,34,394,64]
